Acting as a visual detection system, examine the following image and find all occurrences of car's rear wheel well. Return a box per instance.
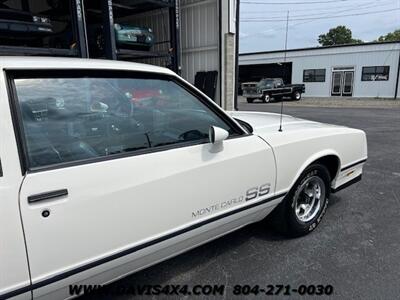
[312,155,340,182]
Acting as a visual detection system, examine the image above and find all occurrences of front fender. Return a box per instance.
[289,149,341,191]
[256,127,366,196]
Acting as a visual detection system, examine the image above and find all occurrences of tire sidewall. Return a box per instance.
[263,94,271,103]
[294,91,301,100]
[286,165,330,235]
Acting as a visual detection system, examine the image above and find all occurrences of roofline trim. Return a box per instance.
[239,41,400,56]
[0,57,176,76]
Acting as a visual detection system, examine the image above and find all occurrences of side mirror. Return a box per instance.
[209,126,229,144]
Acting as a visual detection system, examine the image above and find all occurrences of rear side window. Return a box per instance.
[11,72,237,170]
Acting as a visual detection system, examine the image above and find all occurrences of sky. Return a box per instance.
[239,0,400,53]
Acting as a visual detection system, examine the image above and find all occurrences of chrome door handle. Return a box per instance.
[28,189,68,203]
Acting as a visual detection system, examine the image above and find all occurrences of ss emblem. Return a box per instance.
[245,183,271,201]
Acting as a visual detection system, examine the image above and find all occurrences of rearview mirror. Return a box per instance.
[209,126,229,144]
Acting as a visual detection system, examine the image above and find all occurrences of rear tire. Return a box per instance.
[246,98,254,103]
[262,93,271,103]
[269,164,330,237]
[292,91,302,101]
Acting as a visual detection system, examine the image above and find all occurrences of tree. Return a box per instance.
[377,29,400,42]
[318,26,364,46]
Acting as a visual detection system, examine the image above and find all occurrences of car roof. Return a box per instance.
[0,56,176,76]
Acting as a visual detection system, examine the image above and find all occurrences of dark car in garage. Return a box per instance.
[0,3,53,39]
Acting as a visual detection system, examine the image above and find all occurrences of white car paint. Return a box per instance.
[228,111,368,192]
[0,57,367,300]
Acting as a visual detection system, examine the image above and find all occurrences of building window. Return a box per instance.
[303,69,326,82]
[362,66,390,81]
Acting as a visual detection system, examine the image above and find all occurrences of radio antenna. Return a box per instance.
[279,11,289,132]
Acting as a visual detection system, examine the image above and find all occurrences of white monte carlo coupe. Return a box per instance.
[0,57,367,299]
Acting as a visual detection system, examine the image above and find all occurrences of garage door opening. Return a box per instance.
[239,62,293,86]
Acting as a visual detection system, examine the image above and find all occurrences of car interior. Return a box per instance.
[14,76,233,168]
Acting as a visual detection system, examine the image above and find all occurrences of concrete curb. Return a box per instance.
[237,96,400,109]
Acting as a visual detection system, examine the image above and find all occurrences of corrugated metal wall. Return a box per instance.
[180,0,220,103]
[120,0,222,103]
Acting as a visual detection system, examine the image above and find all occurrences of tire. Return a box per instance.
[262,93,271,103]
[247,98,254,103]
[270,164,330,237]
[292,91,302,101]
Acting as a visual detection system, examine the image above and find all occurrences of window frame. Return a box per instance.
[303,69,326,83]
[361,66,390,81]
[6,69,248,174]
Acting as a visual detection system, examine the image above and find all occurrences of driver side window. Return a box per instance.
[13,73,237,170]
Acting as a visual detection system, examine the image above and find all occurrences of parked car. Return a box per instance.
[114,23,154,50]
[243,78,305,103]
[0,7,53,40]
[0,57,367,299]
[88,23,155,55]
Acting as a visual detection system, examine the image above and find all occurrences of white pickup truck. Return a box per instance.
[1,57,367,299]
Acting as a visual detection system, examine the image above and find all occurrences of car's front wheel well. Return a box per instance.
[312,155,340,182]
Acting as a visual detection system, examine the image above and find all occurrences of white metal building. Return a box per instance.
[239,42,400,99]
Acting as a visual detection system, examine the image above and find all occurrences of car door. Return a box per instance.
[271,80,281,96]
[10,69,276,299]
[0,75,31,300]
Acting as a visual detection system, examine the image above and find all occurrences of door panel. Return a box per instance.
[342,71,354,96]
[11,70,277,292]
[0,78,31,300]
[331,72,342,96]
[19,135,275,284]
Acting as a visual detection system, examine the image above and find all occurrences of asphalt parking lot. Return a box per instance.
[83,98,400,300]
